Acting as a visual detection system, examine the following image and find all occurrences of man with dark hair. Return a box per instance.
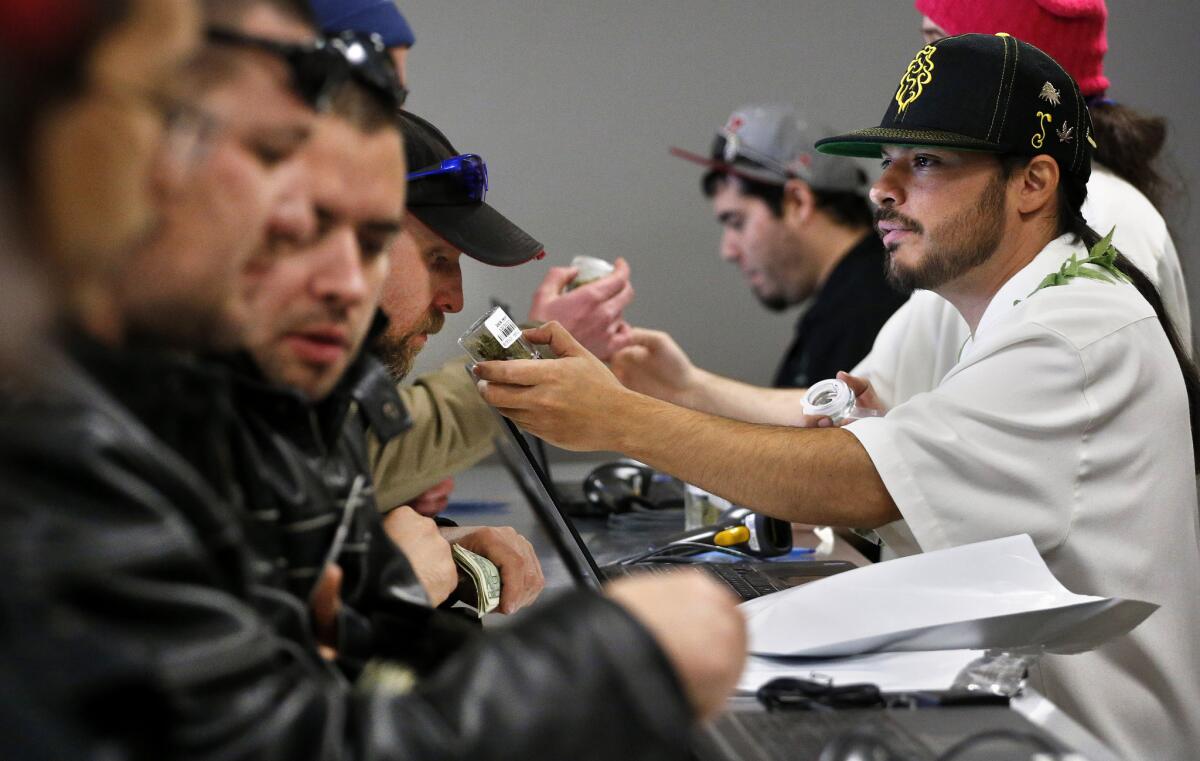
[367,110,561,613]
[476,33,1200,760]
[0,2,202,757]
[314,0,639,516]
[3,4,749,759]
[109,1,319,352]
[842,0,1192,424]
[214,94,746,757]
[669,104,907,388]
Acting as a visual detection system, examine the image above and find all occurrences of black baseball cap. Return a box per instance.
[398,110,544,267]
[816,33,1094,183]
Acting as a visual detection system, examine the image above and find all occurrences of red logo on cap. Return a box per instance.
[724,115,746,134]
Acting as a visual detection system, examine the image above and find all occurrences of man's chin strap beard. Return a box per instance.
[757,294,791,313]
[373,333,417,382]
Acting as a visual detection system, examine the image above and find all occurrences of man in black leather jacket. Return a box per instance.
[0,1,747,758]
[234,108,552,638]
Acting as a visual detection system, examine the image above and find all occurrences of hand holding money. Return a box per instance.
[382,506,458,605]
[452,544,501,617]
[440,525,545,614]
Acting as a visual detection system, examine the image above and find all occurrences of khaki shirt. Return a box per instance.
[368,357,499,510]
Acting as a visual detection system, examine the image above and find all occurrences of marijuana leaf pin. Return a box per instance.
[1015,226,1129,305]
[1056,122,1074,143]
[1039,81,1062,106]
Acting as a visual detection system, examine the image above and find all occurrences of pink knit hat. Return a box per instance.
[915,0,1109,97]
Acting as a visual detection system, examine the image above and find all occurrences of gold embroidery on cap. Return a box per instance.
[1056,121,1074,143]
[1032,111,1052,149]
[1039,82,1062,106]
[1087,128,1098,149]
[895,45,937,117]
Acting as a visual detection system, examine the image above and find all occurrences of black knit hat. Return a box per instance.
[816,33,1094,183]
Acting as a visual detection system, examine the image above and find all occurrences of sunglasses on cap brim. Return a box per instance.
[407,154,489,205]
[206,28,408,114]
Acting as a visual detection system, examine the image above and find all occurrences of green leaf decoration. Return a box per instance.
[1074,268,1116,284]
[1015,226,1130,306]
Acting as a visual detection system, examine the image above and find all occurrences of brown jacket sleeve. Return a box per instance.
[369,357,500,511]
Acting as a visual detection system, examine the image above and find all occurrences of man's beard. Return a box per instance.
[375,309,445,380]
[755,290,790,313]
[750,270,795,312]
[877,172,1007,293]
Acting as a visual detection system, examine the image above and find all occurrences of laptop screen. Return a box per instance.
[493,414,605,589]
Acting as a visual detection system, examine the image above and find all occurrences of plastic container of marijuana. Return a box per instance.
[683,483,733,531]
[564,255,614,292]
[458,306,541,363]
[801,378,881,424]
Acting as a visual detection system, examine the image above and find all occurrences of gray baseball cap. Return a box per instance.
[671,103,865,193]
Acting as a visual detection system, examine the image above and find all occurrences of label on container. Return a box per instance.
[744,514,761,553]
[484,308,521,349]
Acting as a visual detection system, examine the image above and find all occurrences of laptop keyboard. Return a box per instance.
[706,564,780,599]
[726,710,934,761]
[630,563,779,600]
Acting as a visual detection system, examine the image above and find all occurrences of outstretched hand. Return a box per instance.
[610,327,699,404]
[528,258,634,361]
[606,571,746,721]
[474,321,638,452]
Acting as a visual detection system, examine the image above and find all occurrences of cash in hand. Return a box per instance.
[452,544,501,617]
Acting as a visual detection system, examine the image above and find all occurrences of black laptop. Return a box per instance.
[691,700,1073,761]
[495,417,1080,761]
[493,416,853,600]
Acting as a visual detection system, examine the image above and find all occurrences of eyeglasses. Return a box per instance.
[205,28,408,113]
[406,154,489,204]
[97,83,225,185]
[155,95,225,184]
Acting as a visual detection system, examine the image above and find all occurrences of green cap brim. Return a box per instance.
[815,127,1004,158]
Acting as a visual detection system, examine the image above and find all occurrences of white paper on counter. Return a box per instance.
[737,649,985,695]
[743,534,1157,657]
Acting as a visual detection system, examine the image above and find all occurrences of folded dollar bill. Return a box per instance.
[452,544,501,617]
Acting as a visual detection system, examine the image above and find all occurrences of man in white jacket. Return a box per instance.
[474,33,1200,761]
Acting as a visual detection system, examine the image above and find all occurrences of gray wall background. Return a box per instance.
[401,1,1200,386]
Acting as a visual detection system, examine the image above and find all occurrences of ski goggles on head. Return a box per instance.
[406,153,489,205]
[206,28,408,113]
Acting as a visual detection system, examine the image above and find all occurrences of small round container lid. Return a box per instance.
[802,378,853,417]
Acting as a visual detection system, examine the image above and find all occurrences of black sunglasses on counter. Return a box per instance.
[206,27,407,113]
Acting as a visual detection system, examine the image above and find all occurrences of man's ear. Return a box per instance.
[783,179,815,226]
[1015,155,1060,217]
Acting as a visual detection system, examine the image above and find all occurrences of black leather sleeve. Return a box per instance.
[2,396,694,761]
[360,592,695,761]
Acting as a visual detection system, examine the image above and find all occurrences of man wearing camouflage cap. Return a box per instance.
[475,33,1200,760]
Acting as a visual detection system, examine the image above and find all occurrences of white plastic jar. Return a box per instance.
[801,378,880,424]
[565,256,614,291]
